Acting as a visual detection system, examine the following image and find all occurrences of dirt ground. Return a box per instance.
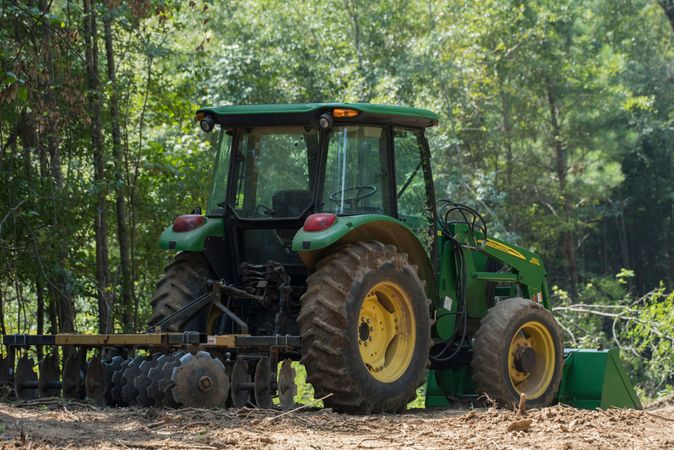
[1,399,674,450]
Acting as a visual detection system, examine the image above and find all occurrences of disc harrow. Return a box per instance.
[134,356,159,407]
[278,359,298,410]
[147,352,179,407]
[171,351,229,408]
[0,332,300,410]
[15,355,38,400]
[105,356,125,406]
[38,353,61,398]
[62,350,84,400]
[111,358,131,406]
[121,355,148,406]
[85,355,106,406]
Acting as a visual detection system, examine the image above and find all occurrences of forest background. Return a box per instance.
[1,0,673,400]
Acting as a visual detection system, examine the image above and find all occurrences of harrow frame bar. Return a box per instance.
[3,333,301,350]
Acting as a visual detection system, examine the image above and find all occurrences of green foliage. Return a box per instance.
[554,270,674,398]
[624,287,674,397]
[1,0,673,398]
[553,272,631,349]
[287,361,425,409]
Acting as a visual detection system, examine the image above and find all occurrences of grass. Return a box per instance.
[279,361,426,409]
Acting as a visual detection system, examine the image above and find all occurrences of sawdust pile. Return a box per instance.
[1,400,673,449]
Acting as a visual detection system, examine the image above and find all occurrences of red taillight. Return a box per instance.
[303,213,337,232]
[172,214,206,232]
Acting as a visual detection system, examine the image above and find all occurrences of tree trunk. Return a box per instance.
[130,53,153,330]
[0,289,6,336]
[83,0,111,333]
[546,80,578,298]
[602,216,608,274]
[616,208,630,270]
[103,9,132,333]
[40,0,75,332]
[33,115,60,336]
[500,90,513,188]
[344,0,365,100]
[659,1,674,32]
[36,275,44,360]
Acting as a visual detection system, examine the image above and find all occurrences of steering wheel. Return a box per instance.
[329,185,377,207]
[256,204,274,216]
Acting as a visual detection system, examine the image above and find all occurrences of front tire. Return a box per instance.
[471,297,563,408]
[298,241,431,414]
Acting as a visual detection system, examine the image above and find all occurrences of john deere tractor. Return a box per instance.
[1,103,640,412]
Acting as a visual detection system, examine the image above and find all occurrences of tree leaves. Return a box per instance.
[0,0,672,336]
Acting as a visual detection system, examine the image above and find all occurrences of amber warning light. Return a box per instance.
[332,108,359,118]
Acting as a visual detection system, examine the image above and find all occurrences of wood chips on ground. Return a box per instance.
[1,400,673,449]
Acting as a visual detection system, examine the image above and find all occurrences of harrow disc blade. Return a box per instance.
[159,353,183,408]
[62,350,84,400]
[147,353,176,407]
[278,359,297,411]
[134,355,159,407]
[15,356,38,400]
[230,360,251,408]
[85,355,107,406]
[0,355,11,387]
[38,353,61,398]
[121,355,148,406]
[105,356,125,406]
[111,358,131,406]
[254,356,273,409]
[170,351,229,408]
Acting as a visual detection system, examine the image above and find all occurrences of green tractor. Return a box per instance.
[149,103,640,413]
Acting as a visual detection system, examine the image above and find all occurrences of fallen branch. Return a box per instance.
[516,393,527,415]
[644,411,674,423]
[260,393,333,423]
[12,398,97,409]
[506,418,532,432]
[115,439,216,450]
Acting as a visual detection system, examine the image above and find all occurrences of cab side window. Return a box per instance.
[394,128,432,234]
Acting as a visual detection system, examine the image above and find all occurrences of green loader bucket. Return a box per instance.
[557,348,642,410]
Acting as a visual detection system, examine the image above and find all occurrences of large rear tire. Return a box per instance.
[471,297,563,408]
[298,241,431,414]
[147,252,215,332]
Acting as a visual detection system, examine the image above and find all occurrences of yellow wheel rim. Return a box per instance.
[357,281,416,383]
[507,321,555,399]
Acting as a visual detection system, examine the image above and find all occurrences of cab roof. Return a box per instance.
[196,103,439,128]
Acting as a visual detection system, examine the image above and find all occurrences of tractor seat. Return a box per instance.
[272,189,312,217]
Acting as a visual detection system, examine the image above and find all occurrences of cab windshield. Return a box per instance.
[319,125,391,215]
[229,126,319,219]
[207,123,431,231]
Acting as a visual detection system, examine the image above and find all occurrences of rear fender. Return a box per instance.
[292,214,437,299]
[159,217,225,252]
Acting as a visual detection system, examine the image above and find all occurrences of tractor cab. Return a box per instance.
[166,103,439,281]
